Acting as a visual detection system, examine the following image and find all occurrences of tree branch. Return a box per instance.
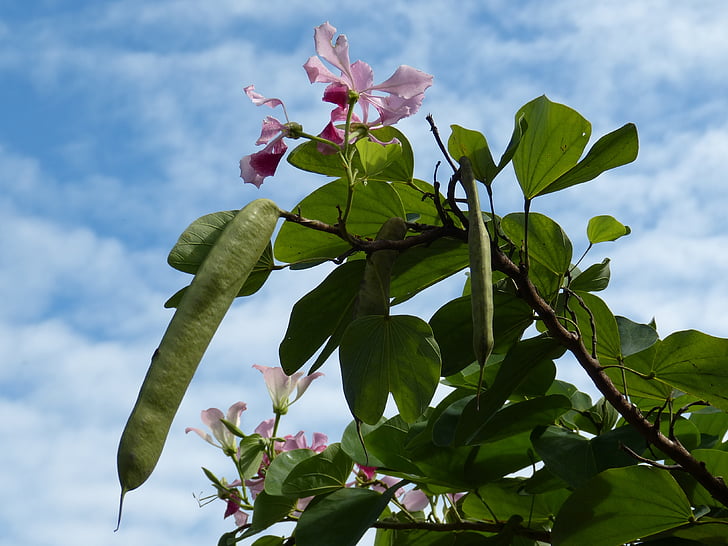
[372,519,550,542]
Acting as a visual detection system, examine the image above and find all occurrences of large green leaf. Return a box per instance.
[281,443,353,497]
[274,178,405,263]
[390,237,470,305]
[461,478,570,527]
[240,491,297,539]
[339,315,441,424]
[263,449,316,496]
[429,291,533,376]
[540,123,639,196]
[652,330,728,411]
[551,466,693,546]
[569,291,622,366]
[568,258,610,292]
[433,336,565,446]
[279,260,365,374]
[296,487,399,546]
[365,126,415,183]
[512,96,591,199]
[392,180,445,227]
[531,425,645,489]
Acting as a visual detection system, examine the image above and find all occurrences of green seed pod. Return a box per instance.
[460,156,494,398]
[115,198,280,528]
[355,216,408,318]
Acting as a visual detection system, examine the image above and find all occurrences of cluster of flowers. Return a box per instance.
[186,365,431,528]
[239,21,433,187]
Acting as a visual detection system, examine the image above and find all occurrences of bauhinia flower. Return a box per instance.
[185,401,247,456]
[304,22,433,128]
[253,364,323,415]
[239,86,302,188]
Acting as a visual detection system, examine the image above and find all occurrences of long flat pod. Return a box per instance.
[116,198,279,526]
[460,156,494,398]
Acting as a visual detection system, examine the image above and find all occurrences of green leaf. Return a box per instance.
[274,178,405,263]
[281,444,353,497]
[237,434,266,480]
[466,394,571,445]
[279,260,365,374]
[356,138,403,180]
[568,291,622,366]
[287,140,346,177]
[367,126,415,183]
[429,291,533,376]
[541,123,639,196]
[461,478,570,527]
[168,210,237,273]
[339,315,441,424]
[296,487,399,546]
[390,237,470,305]
[653,330,728,411]
[551,466,692,546]
[392,180,445,227]
[433,336,565,446]
[240,491,297,539]
[448,125,497,184]
[251,537,285,546]
[340,418,388,468]
[616,315,659,357]
[531,425,645,489]
[586,215,631,244]
[263,449,316,497]
[569,258,610,292]
[497,113,528,171]
[512,95,591,199]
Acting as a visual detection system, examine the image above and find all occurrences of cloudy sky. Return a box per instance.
[2,1,728,544]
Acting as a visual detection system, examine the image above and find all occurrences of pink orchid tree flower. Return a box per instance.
[239,85,302,188]
[303,22,433,128]
[252,364,323,415]
[185,402,247,456]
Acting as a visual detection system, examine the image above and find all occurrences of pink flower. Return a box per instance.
[303,22,433,127]
[253,365,323,415]
[185,402,247,455]
[239,86,301,188]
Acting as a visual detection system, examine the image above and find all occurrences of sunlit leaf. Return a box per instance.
[282,444,353,497]
[586,215,631,244]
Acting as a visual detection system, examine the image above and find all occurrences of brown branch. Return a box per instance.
[491,245,728,508]
[372,519,550,542]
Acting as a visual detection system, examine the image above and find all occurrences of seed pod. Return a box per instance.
[354,216,408,318]
[116,198,280,528]
[460,156,494,400]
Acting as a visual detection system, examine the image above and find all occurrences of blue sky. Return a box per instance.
[2,2,728,545]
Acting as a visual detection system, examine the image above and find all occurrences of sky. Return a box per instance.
[2,1,728,545]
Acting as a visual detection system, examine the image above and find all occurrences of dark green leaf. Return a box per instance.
[569,258,610,292]
[287,140,346,177]
[390,237,469,305]
[263,449,316,497]
[531,425,645,488]
[296,487,398,546]
[240,491,297,539]
[616,315,659,357]
[281,443,353,497]
[279,261,365,374]
[339,315,441,424]
[392,180,445,227]
[551,466,692,545]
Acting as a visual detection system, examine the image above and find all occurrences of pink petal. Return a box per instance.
[240,139,287,188]
[245,477,266,500]
[281,431,307,451]
[322,83,349,108]
[317,121,344,155]
[184,426,215,446]
[244,85,285,109]
[254,418,275,438]
[233,510,249,527]
[256,116,287,145]
[200,408,225,429]
[349,60,375,94]
[303,55,341,85]
[367,93,425,126]
[239,155,266,188]
[357,465,377,481]
[225,401,247,426]
[310,432,328,453]
[401,489,429,512]
[312,22,352,82]
[370,65,433,99]
[292,371,324,403]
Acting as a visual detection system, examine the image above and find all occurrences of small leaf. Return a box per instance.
[552,466,692,545]
[569,258,610,292]
[448,125,497,184]
[586,215,631,244]
[287,140,346,177]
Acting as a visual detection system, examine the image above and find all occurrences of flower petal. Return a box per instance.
[244,85,285,109]
[303,55,341,85]
[292,371,324,403]
[370,65,433,99]
[256,116,287,145]
[254,418,275,438]
[401,489,429,512]
[184,426,216,447]
[312,22,352,82]
[225,401,248,426]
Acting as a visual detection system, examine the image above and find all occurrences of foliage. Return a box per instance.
[116,22,728,546]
